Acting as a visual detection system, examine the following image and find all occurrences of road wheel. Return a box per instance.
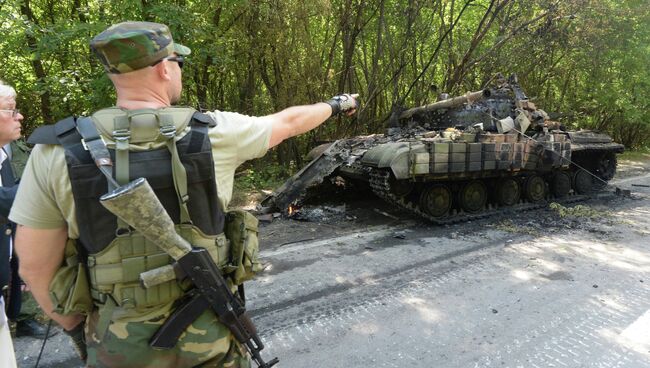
[596,151,617,181]
[551,171,571,198]
[459,180,487,213]
[496,178,521,207]
[419,184,452,218]
[573,170,593,194]
[389,175,415,197]
[524,175,546,203]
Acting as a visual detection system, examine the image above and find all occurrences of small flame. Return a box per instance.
[288,205,296,216]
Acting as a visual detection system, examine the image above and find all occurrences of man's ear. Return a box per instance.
[155,61,172,81]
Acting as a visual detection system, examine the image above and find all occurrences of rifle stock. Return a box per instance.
[100,178,191,260]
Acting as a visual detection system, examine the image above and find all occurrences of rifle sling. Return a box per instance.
[76,117,119,189]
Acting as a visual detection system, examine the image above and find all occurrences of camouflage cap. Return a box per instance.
[90,21,191,74]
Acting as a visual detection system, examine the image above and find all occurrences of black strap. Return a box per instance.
[55,117,82,147]
[54,116,76,136]
[27,116,78,145]
[191,111,216,127]
[27,116,115,186]
[76,117,101,142]
[76,117,119,188]
[187,124,207,155]
[186,112,215,154]
[27,125,58,145]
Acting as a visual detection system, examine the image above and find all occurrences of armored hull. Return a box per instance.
[261,76,624,223]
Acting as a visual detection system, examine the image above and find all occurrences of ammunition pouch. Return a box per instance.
[84,211,261,312]
[223,209,262,285]
[88,225,229,310]
[48,239,93,316]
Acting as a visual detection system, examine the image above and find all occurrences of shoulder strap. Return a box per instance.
[191,111,217,128]
[26,116,119,191]
[26,125,57,145]
[186,112,216,154]
[76,117,119,188]
[54,117,80,146]
[27,116,79,145]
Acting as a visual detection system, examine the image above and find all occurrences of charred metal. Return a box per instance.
[260,74,625,223]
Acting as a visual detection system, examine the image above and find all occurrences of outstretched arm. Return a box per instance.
[265,94,358,148]
[15,225,84,330]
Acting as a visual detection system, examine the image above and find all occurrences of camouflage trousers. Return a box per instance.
[84,306,251,368]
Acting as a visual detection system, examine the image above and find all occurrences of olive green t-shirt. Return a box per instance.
[8,108,271,239]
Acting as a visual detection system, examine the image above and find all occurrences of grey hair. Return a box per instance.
[0,80,16,99]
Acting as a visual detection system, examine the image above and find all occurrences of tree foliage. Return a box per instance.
[1,0,648,170]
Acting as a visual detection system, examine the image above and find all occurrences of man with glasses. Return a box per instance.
[10,21,357,367]
[0,80,23,368]
[0,83,54,342]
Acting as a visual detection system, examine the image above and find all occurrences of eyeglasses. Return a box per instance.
[0,109,20,118]
[151,55,185,69]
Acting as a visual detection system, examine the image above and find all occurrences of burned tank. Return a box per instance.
[260,75,624,224]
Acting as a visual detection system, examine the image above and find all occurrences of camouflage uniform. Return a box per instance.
[88,22,249,368]
[9,140,30,180]
[11,22,266,368]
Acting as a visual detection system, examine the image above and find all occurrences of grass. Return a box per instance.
[619,147,650,161]
[494,219,540,236]
[549,203,610,219]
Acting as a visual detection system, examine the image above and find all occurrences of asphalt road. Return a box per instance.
[247,175,650,368]
[13,171,650,368]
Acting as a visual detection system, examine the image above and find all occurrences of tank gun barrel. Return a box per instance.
[398,89,491,120]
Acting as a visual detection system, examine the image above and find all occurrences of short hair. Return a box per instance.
[0,80,16,99]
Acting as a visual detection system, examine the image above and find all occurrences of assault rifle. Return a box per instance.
[100,177,278,368]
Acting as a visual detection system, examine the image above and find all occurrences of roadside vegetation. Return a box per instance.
[1,0,648,182]
[232,164,289,207]
[619,148,650,162]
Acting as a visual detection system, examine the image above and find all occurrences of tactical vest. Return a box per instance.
[29,107,228,311]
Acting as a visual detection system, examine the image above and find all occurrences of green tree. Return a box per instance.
[1,0,647,165]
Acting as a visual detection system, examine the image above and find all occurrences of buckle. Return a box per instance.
[80,135,107,151]
[160,125,176,139]
[112,129,131,141]
[87,257,97,267]
[115,227,133,237]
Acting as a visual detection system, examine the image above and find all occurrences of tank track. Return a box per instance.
[369,170,598,225]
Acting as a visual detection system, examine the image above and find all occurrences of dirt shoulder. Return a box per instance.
[615,151,650,179]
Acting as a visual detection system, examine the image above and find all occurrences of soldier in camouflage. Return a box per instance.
[9,21,357,368]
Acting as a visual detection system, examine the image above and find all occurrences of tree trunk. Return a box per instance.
[19,0,53,123]
[358,0,385,127]
[446,0,509,91]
